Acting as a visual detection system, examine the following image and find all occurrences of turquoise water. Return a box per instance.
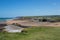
[0,18,12,22]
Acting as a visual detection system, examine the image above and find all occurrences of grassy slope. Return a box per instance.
[0,27,60,40]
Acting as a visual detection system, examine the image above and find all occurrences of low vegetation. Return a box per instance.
[16,15,60,22]
[0,27,60,40]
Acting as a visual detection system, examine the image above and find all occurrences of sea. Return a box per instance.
[0,18,13,23]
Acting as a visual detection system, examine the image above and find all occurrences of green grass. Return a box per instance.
[0,27,60,40]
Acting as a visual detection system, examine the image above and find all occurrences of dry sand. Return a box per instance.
[6,20,60,27]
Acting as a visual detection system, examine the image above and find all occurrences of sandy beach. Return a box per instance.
[6,20,60,27]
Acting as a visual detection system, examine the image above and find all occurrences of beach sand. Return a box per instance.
[6,20,60,27]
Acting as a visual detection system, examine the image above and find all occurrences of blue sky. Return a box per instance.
[0,0,60,17]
